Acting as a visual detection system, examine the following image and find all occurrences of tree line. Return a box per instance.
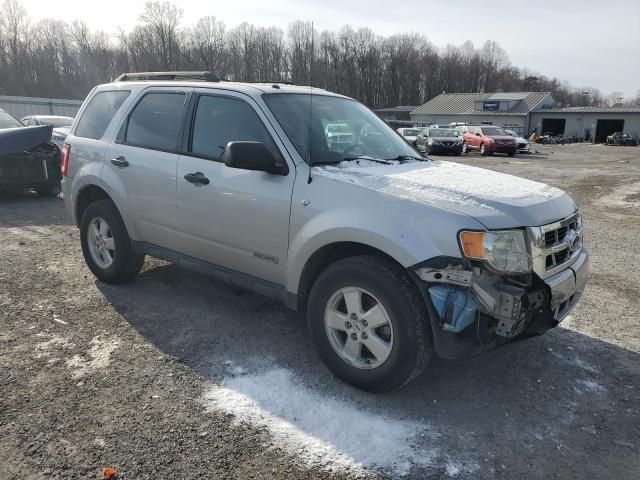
[0,0,636,108]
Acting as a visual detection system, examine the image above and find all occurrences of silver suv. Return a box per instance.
[62,71,589,392]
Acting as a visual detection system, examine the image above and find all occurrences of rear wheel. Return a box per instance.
[480,143,487,156]
[462,142,469,154]
[80,199,144,283]
[307,255,432,392]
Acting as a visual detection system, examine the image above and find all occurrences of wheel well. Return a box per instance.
[75,185,112,226]
[296,242,403,313]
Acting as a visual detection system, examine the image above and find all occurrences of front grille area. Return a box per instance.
[518,142,527,149]
[543,219,579,248]
[541,213,581,271]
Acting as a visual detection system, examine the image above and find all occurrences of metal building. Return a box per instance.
[410,92,640,141]
[410,92,554,136]
[528,107,640,143]
[0,95,83,119]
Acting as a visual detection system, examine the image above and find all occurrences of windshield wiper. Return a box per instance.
[385,154,427,162]
[342,156,394,165]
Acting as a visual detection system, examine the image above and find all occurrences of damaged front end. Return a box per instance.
[411,219,589,358]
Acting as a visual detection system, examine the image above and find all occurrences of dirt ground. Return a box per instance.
[1,144,639,480]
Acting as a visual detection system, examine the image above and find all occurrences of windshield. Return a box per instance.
[401,129,419,136]
[0,110,24,129]
[429,129,457,137]
[481,127,508,136]
[38,116,73,128]
[263,93,421,164]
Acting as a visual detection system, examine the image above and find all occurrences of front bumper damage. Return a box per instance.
[413,248,589,359]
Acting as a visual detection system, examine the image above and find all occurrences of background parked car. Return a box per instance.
[325,122,354,151]
[606,132,638,146]
[415,127,462,155]
[0,109,61,196]
[505,129,530,153]
[458,125,517,156]
[397,127,420,145]
[20,115,74,148]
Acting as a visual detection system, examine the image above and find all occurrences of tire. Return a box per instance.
[462,142,469,154]
[480,144,487,156]
[36,183,61,197]
[307,255,432,392]
[508,151,516,157]
[80,199,144,284]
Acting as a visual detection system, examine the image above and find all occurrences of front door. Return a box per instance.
[103,89,190,250]
[176,91,295,285]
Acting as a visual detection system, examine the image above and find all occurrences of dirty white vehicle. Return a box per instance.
[62,72,589,392]
[505,129,530,154]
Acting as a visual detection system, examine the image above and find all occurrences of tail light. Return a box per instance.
[60,143,70,177]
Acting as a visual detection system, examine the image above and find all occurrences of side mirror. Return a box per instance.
[222,141,287,175]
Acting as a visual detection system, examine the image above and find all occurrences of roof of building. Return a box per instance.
[373,106,418,113]
[533,106,640,114]
[411,92,552,116]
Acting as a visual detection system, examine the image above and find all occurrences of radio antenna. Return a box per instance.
[307,21,314,184]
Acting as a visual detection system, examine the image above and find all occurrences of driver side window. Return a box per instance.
[190,95,277,161]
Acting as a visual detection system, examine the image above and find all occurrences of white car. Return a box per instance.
[505,129,530,154]
[397,127,420,145]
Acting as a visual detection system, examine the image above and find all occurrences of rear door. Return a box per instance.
[103,88,190,249]
[175,89,295,285]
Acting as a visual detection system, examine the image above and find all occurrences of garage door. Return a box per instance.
[541,118,566,136]
[595,119,624,143]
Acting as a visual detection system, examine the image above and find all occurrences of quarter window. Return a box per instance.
[124,92,186,151]
[190,95,276,159]
[75,90,130,140]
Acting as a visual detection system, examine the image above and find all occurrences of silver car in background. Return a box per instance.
[21,115,74,148]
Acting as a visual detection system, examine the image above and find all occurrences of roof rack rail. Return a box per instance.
[114,71,219,82]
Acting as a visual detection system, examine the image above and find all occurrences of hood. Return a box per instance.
[488,135,515,141]
[314,160,576,229]
[431,136,459,142]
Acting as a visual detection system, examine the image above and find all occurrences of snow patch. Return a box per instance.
[315,159,563,212]
[66,336,119,379]
[575,379,606,393]
[203,368,445,476]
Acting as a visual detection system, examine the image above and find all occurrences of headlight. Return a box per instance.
[459,230,531,273]
[427,139,433,145]
[487,138,495,144]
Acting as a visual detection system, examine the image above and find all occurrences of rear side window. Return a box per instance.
[124,92,186,152]
[190,95,276,160]
[75,90,130,140]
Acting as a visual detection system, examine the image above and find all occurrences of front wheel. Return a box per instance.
[80,199,144,284]
[307,255,432,392]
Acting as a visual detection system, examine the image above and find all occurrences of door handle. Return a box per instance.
[184,172,210,185]
[111,156,129,168]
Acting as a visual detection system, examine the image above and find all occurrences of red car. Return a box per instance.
[458,125,517,156]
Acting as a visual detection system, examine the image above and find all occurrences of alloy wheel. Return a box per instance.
[87,217,115,269]
[324,286,394,369]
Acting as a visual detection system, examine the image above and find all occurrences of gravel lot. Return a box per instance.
[1,144,639,479]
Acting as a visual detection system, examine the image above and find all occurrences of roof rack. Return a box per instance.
[114,71,219,82]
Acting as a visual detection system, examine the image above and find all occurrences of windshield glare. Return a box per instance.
[0,110,24,129]
[481,127,508,136]
[429,129,457,137]
[263,93,421,164]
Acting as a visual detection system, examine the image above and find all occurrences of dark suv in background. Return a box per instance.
[458,125,517,156]
[415,127,462,156]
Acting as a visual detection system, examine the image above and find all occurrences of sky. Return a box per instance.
[19,0,640,99]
